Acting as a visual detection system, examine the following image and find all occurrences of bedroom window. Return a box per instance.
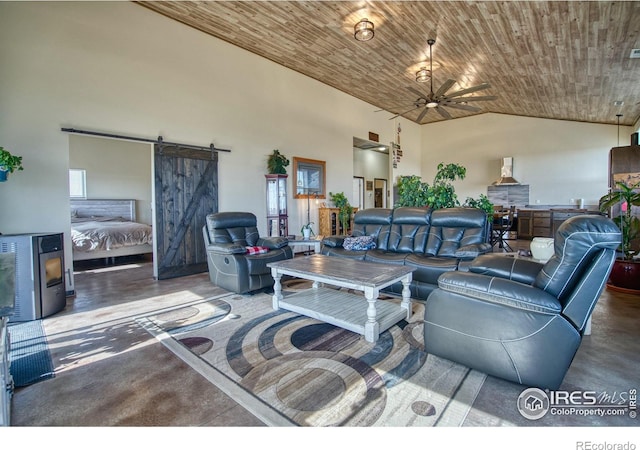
[69,169,87,198]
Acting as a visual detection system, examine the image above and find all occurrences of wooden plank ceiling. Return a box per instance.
[137,1,640,126]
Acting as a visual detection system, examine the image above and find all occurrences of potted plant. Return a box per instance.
[329,192,353,235]
[464,194,494,220]
[0,146,24,182]
[599,180,640,293]
[395,162,466,209]
[301,222,314,240]
[267,149,290,175]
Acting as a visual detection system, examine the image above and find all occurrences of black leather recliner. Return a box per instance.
[423,214,621,389]
[203,212,293,294]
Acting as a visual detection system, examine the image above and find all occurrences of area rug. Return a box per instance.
[138,282,486,427]
[8,320,55,387]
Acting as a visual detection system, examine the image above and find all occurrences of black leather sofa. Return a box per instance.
[423,214,621,389]
[321,207,492,300]
[203,212,293,294]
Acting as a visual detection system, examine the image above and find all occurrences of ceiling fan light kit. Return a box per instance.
[415,67,431,83]
[382,38,497,122]
[354,18,374,41]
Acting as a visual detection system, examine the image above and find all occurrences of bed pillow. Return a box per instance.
[342,235,376,251]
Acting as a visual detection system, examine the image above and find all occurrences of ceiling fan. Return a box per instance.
[384,38,497,122]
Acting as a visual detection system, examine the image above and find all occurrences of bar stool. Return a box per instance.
[491,205,516,252]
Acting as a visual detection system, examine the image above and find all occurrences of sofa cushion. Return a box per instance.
[343,235,377,251]
[206,212,260,246]
[363,249,409,265]
[322,246,367,260]
[425,226,465,257]
[385,208,432,253]
[533,215,622,297]
[405,254,460,285]
[352,208,393,249]
[425,207,489,257]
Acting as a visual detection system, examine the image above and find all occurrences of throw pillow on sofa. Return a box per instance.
[245,246,269,255]
[343,235,376,251]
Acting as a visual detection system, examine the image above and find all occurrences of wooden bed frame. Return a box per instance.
[70,199,153,261]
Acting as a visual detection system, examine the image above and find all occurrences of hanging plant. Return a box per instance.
[267,149,290,174]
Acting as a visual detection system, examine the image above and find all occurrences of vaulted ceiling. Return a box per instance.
[138,1,640,126]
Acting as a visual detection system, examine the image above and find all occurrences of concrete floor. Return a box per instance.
[8,245,640,429]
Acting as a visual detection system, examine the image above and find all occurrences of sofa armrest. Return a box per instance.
[454,242,493,259]
[468,254,544,285]
[437,271,562,314]
[257,236,289,249]
[321,236,345,248]
[206,242,247,255]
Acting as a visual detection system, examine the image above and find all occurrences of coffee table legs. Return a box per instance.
[401,275,412,319]
[363,286,380,343]
[271,269,283,309]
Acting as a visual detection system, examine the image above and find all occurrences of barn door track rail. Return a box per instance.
[61,127,231,153]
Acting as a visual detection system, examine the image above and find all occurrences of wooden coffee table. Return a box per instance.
[267,254,415,343]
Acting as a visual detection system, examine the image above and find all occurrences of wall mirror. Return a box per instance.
[293,157,326,199]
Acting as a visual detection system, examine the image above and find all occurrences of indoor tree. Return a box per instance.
[599,180,640,260]
[329,191,353,234]
[395,162,466,209]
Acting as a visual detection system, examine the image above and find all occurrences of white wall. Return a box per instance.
[0,1,414,291]
[69,135,153,225]
[421,113,633,208]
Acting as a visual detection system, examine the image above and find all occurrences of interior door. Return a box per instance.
[353,176,364,209]
[374,178,387,208]
[154,144,218,279]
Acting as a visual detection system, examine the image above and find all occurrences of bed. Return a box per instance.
[70,199,153,261]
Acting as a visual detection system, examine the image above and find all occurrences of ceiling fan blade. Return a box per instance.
[449,95,498,102]
[416,107,430,123]
[375,103,420,112]
[389,105,420,120]
[434,79,457,99]
[443,103,482,112]
[406,86,430,100]
[445,83,491,98]
[436,106,452,120]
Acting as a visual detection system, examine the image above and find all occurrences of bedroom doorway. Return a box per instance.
[67,134,155,280]
[69,133,220,282]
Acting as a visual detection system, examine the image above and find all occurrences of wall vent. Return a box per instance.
[630,49,640,59]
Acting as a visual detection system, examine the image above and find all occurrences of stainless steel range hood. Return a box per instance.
[492,157,520,185]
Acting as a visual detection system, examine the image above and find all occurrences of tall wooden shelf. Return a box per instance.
[265,174,288,237]
[318,207,357,236]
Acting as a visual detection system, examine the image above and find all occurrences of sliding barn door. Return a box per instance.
[154,144,218,279]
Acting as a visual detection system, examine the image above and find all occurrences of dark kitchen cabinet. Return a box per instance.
[518,209,590,239]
